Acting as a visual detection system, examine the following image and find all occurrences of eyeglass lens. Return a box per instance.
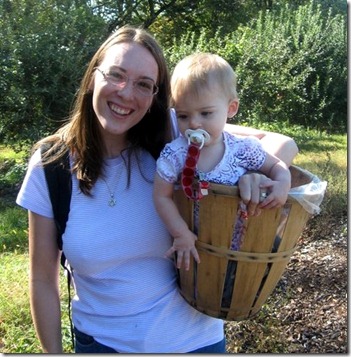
[99,68,157,96]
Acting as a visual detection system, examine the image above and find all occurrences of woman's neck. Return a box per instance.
[103,136,129,159]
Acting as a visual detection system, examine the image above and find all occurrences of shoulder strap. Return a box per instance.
[40,143,72,254]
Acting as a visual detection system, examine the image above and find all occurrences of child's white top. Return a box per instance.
[16,148,224,353]
[156,131,266,185]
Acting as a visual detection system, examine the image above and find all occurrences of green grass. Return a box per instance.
[0,253,74,353]
[0,128,347,353]
[293,133,347,217]
[0,205,28,254]
[0,253,39,352]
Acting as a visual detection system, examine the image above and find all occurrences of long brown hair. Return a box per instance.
[37,26,171,195]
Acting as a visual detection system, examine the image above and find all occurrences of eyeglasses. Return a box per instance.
[96,67,159,97]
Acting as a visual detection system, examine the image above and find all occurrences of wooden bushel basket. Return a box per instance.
[174,165,316,321]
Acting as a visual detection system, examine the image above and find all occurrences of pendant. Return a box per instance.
[108,195,116,207]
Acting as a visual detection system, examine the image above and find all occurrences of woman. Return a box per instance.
[17,26,298,353]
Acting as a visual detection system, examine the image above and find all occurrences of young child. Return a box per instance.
[153,53,291,271]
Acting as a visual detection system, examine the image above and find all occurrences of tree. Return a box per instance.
[0,0,108,148]
[0,0,346,148]
[164,1,347,133]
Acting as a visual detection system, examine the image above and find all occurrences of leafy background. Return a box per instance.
[0,0,347,353]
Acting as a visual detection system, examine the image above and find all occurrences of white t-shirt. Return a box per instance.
[16,147,224,353]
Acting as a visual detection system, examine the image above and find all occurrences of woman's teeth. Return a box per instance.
[110,103,131,115]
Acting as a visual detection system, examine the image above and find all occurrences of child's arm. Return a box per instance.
[153,173,200,270]
[257,153,291,209]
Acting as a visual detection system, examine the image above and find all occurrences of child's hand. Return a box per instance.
[258,180,290,209]
[238,172,273,216]
[165,230,200,271]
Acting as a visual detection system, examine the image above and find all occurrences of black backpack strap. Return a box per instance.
[41,143,72,254]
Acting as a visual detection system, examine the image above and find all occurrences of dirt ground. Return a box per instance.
[224,214,348,353]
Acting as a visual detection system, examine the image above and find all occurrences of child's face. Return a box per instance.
[174,84,238,147]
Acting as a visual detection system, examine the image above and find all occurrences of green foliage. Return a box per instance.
[0,159,27,187]
[165,1,346,133]
[0,253,39,353]
[152,0,346,48]
[233,1,346,132]
[0,0,108,149]
[0,0,346,150]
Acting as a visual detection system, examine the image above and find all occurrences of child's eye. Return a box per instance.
[177,114,188,120]
[201,111,212,117]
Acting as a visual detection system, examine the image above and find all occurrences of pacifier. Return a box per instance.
[184,129,210,149]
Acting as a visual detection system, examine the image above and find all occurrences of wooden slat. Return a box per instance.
[241,207,282,252]
[195,193,238,313]
[227,261,267,319]
[279,202,311,251]
[251,261,289,315]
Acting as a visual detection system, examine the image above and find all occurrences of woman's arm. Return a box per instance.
[259,132,298,167]
[224,123,298,166]
[28,211,63,353]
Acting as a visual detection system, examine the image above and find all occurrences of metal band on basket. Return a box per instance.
[196,241,298,263]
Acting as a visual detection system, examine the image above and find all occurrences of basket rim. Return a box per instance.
[174,165,315,200]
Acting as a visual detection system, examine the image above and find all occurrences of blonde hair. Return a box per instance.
[171,53,238,105]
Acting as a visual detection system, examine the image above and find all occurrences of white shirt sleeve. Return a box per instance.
[16,148,54,218]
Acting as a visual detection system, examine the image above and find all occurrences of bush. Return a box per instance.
[233,1,346,133]
[166,1,347,133]
[0,1,108,149]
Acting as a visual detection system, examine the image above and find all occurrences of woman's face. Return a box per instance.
[92,42,158,151]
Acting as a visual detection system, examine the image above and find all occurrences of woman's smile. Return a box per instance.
[109,102,133,116]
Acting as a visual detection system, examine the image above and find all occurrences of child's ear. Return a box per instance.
[228,99,239,118]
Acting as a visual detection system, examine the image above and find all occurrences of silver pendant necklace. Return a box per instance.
[107,192,116,207]
[102,167,122,207]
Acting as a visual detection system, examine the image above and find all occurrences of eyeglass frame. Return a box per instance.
[95,67,159,97]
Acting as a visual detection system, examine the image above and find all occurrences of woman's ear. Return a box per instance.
[228,99,239,118]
